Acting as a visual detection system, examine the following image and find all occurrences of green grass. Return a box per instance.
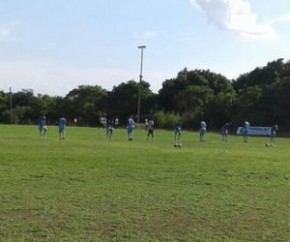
[0,125,289,241]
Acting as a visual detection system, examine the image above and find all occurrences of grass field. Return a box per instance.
[0,125,289,241]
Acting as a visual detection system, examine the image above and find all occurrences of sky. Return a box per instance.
[0,0,290,96]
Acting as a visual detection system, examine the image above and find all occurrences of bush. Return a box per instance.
[153,111,180,129]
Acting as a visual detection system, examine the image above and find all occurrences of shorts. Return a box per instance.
[200,128,206,135]
[127,126,133,133]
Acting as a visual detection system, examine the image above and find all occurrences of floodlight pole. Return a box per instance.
[9,87,12,124]
[137,45,146,124]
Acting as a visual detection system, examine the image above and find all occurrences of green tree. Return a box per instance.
[233,58,284,90]
[35,94,61,124]
[232,86,263,125]
[8,90,38,123]
[157,68,234,128]
[270,77,290,127]
[108,80,155,124]
[61,85,108,126]
[0,91,9,122]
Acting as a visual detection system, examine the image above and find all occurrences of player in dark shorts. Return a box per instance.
[221,122,231,142]
[147,120,154,140]
[174,121,182,147]
[270,124,278,144]
[106,119,114,140]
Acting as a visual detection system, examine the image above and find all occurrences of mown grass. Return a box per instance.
[0,125,289,241]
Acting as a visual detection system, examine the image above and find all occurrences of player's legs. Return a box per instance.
[127,126,133,140]
[59,128,65,140]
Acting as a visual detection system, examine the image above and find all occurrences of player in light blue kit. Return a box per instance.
[58,115,67,140]
[38,115,47,138]
[127,116,135,141]
[199,121,207,142]
[174,121,182,147]
[242,121,250,143]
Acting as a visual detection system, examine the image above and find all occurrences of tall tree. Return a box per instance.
[157,68,234,128]
[61,85,108,126]
[108,80,154,124]
[233,58,284,90]
[269,77,290,127]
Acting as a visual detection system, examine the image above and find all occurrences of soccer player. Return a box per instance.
[114,117,119,128]
[221,122,231,142]
[38,115,47,138]
[99,117,107,128]
[199,121,207,142]
[106,119,114,140]
[270,123,278,144]
[127,116,135,141]
[242,121,250,143]
[174,121,182,146]
[147,119,154,140]
[144,119,149,131]
[58,115,67,140]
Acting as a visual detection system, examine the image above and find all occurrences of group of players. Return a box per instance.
[38,115,279,147]
[38,115,67,140]
[174,120,207,147]
[175,120,278,147]
[103,116,155,141]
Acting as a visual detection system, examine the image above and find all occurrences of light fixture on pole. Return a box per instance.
[137,45,146,124]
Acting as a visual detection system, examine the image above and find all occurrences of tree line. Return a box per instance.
[1,58,290,131]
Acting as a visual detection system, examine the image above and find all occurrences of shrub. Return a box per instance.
[153,111,180,129]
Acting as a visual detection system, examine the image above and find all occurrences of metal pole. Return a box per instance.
[137,45,146,124]
[9,87,12,124]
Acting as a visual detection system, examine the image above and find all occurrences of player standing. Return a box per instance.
[58,115,67,140]
[106,119,114,140]
[174,121,182,147]
[127,116,135,141]
[270,123,278,145]
[221,122,231,142]
[242,121,250,143]
[199,121,207,142]
[147,119,154,140]
[38,115,47,138]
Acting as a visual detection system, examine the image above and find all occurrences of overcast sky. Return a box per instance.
[1,0,290,96]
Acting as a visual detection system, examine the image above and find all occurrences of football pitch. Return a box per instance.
[0,125,289,241]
